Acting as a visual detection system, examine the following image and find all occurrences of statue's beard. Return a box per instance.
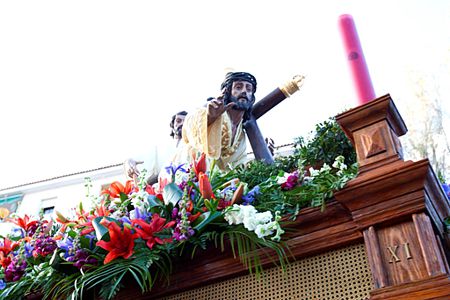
[229,94,254,111]
[173,126,183,139]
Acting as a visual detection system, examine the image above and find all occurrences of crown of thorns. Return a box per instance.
[220,72,257,92]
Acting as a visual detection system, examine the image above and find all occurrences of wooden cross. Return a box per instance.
[244,75,304,164]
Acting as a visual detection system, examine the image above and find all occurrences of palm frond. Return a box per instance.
[218,225,290,278]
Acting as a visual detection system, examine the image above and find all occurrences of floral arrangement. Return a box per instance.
[0,141,357,299]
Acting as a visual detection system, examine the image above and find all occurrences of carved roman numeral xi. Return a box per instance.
[387,242,412,263]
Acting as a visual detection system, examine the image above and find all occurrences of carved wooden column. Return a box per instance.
[335,94,450,299]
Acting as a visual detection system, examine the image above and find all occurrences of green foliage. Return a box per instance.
[207,225,290,277]
[444,217,450,233]
[225,118,358,216]
[293,117,356,167]
[233,160,291,189]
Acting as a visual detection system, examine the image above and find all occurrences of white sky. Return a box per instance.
[1,0,449,189]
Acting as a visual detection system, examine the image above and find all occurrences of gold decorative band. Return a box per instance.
[279,74,305,97]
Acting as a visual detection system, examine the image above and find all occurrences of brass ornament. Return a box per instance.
[279,74,305,97]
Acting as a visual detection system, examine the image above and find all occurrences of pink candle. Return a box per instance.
[338,14,376,105]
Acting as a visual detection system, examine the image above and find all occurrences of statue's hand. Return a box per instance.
[124,158,143,180]
[207,93,235,126]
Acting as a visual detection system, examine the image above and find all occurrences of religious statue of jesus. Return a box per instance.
[180,72,257,171]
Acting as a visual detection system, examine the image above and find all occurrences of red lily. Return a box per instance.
[132,214,175,249]
[158,177,169,192]
[96,219,138,264]
[193,153,207,177]
[188,212,201,223]
[0,238,19,268]
[101,180,136,198]
[79,200,110,236]
[198,172,214,199]
[95,200,110,217]
[145,184,164,203]
[10,214,38,233]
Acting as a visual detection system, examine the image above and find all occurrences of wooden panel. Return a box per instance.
[353,120,398,169]
[376,221,428,285]
[354,190,424,229]
[370,274,450,300]
[364,226,388,288]
[413,213,447,276]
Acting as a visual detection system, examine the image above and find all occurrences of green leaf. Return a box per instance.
[119,192,128,202]
[147,195,164,208]
[92,216,116,241]
[193,211,223,232]
[444,217,450,232]
[163,182,183,206]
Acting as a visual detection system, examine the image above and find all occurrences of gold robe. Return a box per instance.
[180,107,248,171]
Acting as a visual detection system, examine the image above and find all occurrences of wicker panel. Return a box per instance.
[159,243,373,300]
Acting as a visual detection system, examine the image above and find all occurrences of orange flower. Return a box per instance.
[101,180,136,198]
[198,172,214,199]
[96,219,138,264]
[78,200,111,236]
[10,214,38,233]
[132,214,175,249]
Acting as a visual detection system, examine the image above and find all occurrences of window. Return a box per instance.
[41,197,57,220]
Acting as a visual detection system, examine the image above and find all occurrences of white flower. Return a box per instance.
[255,223,274,239]
[224,205,284,241]
[243,217,259,231]
[174,167,189,185]
[276,172,289,184]
[240,205,258,218]
[130,190,150,208]
[320,163,331,173]
[224,204,245,225]
[129,209,138,220]
[255,211,273,224]
[111,209,125,219]
[332,160,340,169]
[309,167,319,177]
[332,155,347,171]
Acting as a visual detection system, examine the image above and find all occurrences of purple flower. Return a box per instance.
[11,227,24,238]
[221,184,237,200]
[173,219,194,242]
[84,233,96,250]
[442,183,450,200]
[70,249,98,271]
[165,163,187,177]
[33,235,57,257]
[130,207,151,221]
[281,171,299,190]
[0,279,5,290]
[171,207,179,219]
[242,186,260,205]
[57,236,75,259]
[177,180,190,193]
[120,216,131,224]
[4,256,27,282]
[24,242,34,258]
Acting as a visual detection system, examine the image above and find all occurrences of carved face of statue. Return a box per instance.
[229,80,255,111]
[172,114,186,139]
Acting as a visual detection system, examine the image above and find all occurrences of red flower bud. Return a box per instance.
[198,172,214,199]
